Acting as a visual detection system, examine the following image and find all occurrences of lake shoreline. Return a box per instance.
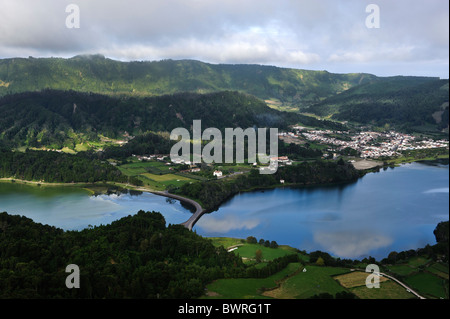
[1,157,446,231]
[1,161,447,262]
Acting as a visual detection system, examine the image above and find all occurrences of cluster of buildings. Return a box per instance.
[300,130,350,147]
[288,128,449,159]
[269,156,293,166]
[133,154,168,162]
[130,127,448,167]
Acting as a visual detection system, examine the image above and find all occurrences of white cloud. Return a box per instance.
[104,33,320,67]
[196,214,260,233]
[328,45,416,63]
[423,187,449,194]
[313,230,393,258]
[0,0,448,77]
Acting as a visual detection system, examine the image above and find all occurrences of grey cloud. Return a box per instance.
[0,0,447,77]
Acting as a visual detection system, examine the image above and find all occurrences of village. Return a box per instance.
[128,127,448,180]
[281,127,449,159]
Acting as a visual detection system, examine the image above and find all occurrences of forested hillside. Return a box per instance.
[0,149,141,185]
[306,77,449,133]
[0,55,378,108]
[0,89,346,149]
[1,56,447,137]
[0,211,244,298]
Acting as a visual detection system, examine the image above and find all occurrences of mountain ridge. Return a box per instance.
[0,55,447,137]
[0,55,382,108]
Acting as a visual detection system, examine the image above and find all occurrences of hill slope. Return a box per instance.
[1,55,446,135]
[1,89,341,148]
[0,55,379,109]
[305,77,449,133]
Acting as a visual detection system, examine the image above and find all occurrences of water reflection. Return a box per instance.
[196,214,260,233]
[195,162,449,260]
[313,230,393,259]
[423,187,449,194]
[1,162,448,260]
[0,183,192,230]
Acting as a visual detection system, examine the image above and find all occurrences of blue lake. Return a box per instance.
[0,161,448,260]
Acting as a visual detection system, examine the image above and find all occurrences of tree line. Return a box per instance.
[0,149,141,185]
[0,210,245,298]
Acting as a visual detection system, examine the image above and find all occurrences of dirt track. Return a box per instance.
[352,159,383,170]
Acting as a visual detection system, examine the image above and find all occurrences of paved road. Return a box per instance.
[151,191,205,231]
[357,268,426,299]
[379,272,426,299]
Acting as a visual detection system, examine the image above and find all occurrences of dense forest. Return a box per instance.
[306,77,449,133]
[0,56,447,142]
[0,149,141,185]
[174,159,362,211]
[101,132,173,159]
[0,211,446,299]
[0,211,243,298]
[0,55,378,108]
[0,89,348,149]
[0,210,305,298]
[0,89,292,148]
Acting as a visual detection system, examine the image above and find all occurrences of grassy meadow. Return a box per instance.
[117,160,196,190]
[204,237,449,300]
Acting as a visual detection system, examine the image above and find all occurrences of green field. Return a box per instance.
[118,164,148,176]
[117,160,196,190]
[426,263,449,280]
[138,173,194,190]
[204,262,417,299]
[232,244,297,263]
[404,272,448,299]
[118,161,173,176]
[208,237,305,264]
[388,264,417,276]
[141,173,191,182]
[384,256,448,299]
[263,265,349,299]
[407,256,432,267]
[203,263,302,299]
[386,148,449,165]
[205,237,446,299]
[334,271,414,299]
[349,280,414,299]
[209,237,246,249]
[205,237,350,299]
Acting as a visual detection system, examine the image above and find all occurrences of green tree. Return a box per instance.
[270,241,278,249]
[315,257,325,266]
[255,249,263,263]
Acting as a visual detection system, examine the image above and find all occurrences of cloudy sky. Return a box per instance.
[0,0,448,78]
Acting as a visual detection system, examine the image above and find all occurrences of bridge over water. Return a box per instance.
[150,191,205,231]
